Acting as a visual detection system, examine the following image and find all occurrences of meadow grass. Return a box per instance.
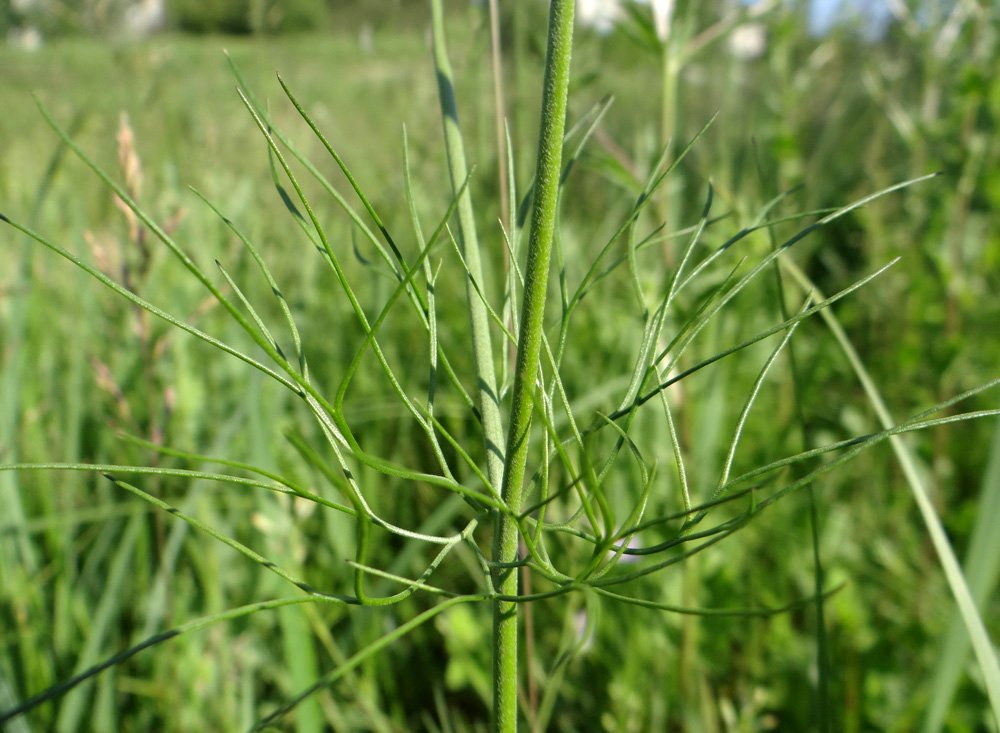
[1,3,999,730]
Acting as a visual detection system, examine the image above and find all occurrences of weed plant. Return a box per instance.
[1,1,999,730]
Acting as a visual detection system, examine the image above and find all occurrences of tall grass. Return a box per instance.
[1,2,998,730]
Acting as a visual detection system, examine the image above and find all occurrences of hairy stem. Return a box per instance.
[494,1,576,730]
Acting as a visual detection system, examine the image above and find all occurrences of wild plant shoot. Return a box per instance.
[1,1,998,730]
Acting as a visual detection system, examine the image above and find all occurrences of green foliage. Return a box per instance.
[169,0,329,35]
[171,0,253,34]
[0,0,20,32]
[1,2,998,731]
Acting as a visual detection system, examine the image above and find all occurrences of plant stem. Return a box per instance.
[429,0,506,495]
[494,1,575,730]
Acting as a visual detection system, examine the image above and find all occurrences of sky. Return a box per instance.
[807,0,895,37]
[602,0,900,39]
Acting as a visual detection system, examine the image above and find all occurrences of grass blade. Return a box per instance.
[783,259,1000,725]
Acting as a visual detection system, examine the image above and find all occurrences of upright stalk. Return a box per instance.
[494,1,575,730]
[429,1,505,493]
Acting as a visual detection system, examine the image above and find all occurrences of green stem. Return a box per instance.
[429,0,506,494]
[494,1,575,730]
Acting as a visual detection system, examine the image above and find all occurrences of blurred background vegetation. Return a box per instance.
[1,0,433,36]
[1,0,998,730]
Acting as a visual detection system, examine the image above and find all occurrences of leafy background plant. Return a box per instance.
[1,1,998,731]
